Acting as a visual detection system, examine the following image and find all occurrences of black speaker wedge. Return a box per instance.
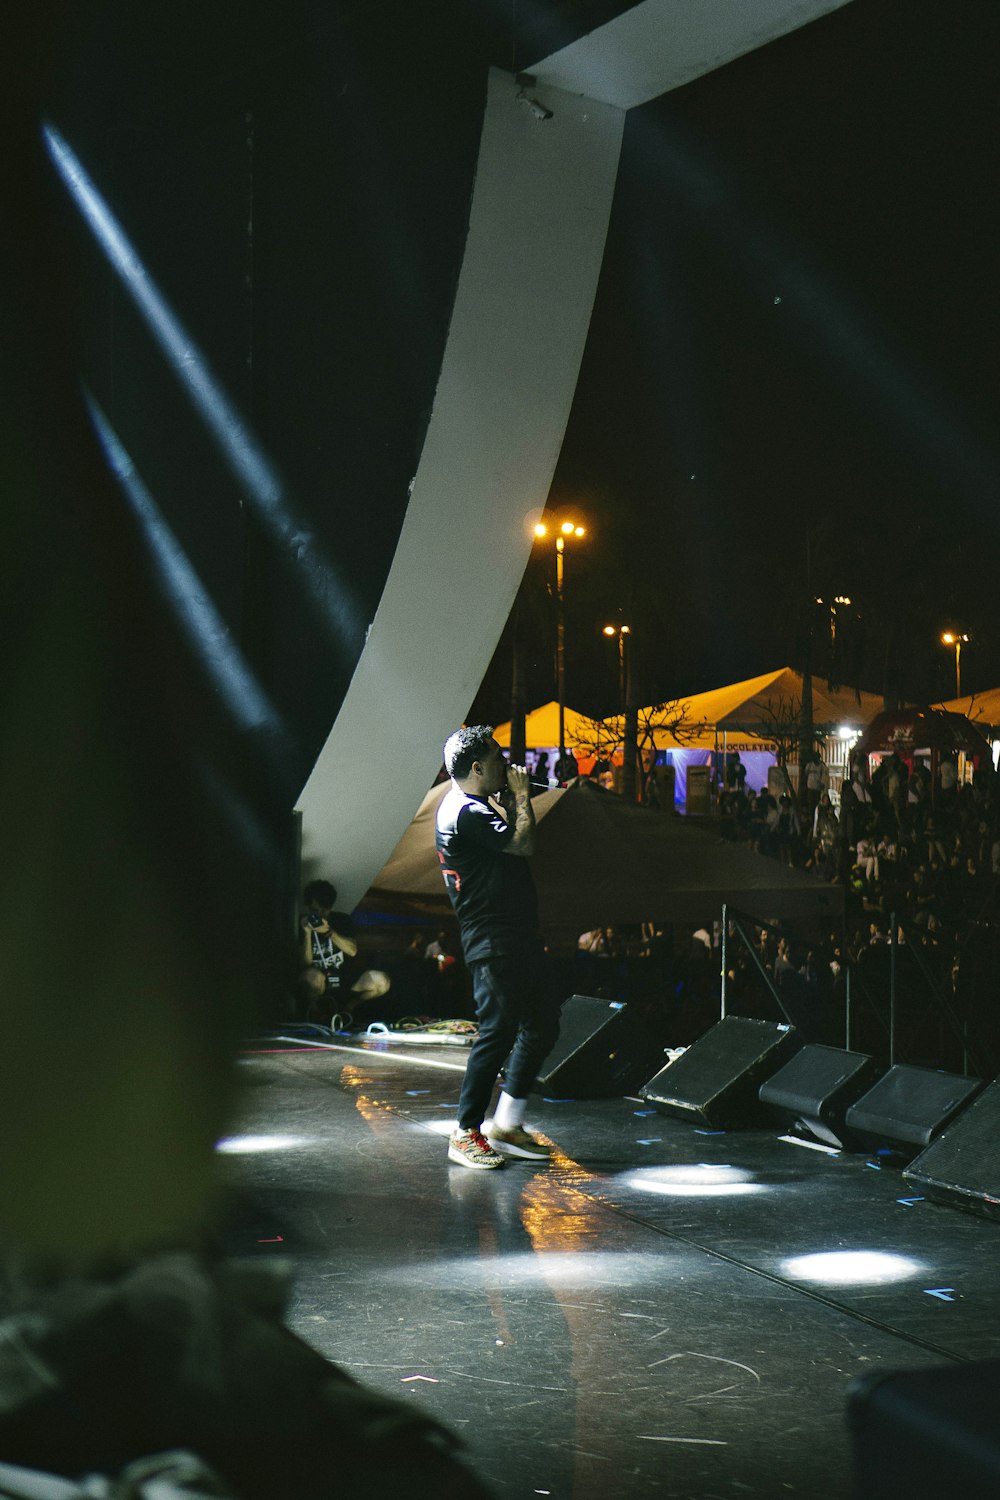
[904,1076,1000,1221]
[758,1044,880,1148]
[535,996,661,1099]
[843,1063,982,1155]
[640,1016,801,1128]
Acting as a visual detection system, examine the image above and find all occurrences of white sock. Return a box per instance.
[493,1092,526,1129]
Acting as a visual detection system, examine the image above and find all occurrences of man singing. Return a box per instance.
[436,725,561,1169]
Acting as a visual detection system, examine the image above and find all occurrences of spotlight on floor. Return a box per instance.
[781,1250,922,1287]
[624,1164,764,1198]
[215,1134,312,1154]
[405,1251,669,1289]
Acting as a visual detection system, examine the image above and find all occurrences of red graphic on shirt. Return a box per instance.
[437,848,461,892]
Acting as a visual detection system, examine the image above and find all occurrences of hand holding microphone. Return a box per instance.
[505,762,531,800]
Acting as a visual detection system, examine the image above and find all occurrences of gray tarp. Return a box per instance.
[367,781,843,933]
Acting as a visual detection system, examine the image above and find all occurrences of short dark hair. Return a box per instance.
[303,878,337,908]
[443,725,496,780]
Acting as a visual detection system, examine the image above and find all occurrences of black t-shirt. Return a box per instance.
[435,786,538,962]
[304,910,357,992]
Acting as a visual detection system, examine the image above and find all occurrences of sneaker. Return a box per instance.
[448,1128,506,1170]
[483,1122,553,1160]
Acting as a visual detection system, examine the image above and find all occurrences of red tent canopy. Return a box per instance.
[856,707,992,760]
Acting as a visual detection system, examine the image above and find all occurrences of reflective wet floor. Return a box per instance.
[217,1038,1000,1499]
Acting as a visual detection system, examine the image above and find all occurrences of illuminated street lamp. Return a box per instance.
[941,630,970,698]
[534,518,586,764]
[603,622,631,713]
[814,594,853,647]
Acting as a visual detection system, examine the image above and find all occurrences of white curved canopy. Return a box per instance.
[297,0,856,909]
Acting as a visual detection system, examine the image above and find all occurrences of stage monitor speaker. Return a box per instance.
[640,1016,801,1129]
[758,1044,880,1148]
[535,996,661,1099]
[843,1063,982,1154]
[903,1077,1000,1221]
[848,1360,1000,1497]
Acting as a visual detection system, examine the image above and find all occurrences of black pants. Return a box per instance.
[456,946,562,1131]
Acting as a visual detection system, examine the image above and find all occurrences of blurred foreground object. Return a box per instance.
[0,1255,490,1500]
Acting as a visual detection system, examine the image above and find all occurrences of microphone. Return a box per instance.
[528,777,571,791]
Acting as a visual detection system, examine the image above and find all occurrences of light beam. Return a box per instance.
[43,123,363,653]
[86,397,284,741]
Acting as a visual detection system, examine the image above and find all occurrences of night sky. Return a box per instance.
[17,0,1000,760]
[471,0,1000,725]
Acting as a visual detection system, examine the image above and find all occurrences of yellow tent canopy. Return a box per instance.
[601,712,777,753]
[492,702,610,753]
[612,668,882,748]
[709,667,882,730]
[492,672,882,757]
[936,688,1000,729]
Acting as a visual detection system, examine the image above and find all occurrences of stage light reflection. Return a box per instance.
[244,1039,468,1072]
[624,1164,765,1198]
[323,1044,468,1073]
[215,1134,311,1154]
[781,1250,923,1287]
[43,124,361,651]
[397,1250,671,1289]
[420,1118,460,1136]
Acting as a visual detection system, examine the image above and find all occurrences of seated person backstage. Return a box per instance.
[299,878,389,1027]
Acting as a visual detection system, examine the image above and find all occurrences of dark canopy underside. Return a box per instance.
[369,780,843,934]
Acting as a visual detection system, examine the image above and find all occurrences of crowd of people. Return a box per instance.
[292,739,1000,1073]
[716,748,1000,1068]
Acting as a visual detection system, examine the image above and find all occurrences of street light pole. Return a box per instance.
[535,518,585,769]
[941,631,970,698]
[603,623,631,715]
[556,535,566,762]
[604,622,638,799]
[814,593,852,689]
[623,628,639,803]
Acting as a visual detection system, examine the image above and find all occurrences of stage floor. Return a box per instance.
[217,1035,1000,1499]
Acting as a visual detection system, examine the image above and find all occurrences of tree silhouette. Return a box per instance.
[572,698,703,804]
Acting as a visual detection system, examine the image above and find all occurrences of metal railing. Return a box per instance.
[718,902,984,1076]
[720,904,795,1027]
